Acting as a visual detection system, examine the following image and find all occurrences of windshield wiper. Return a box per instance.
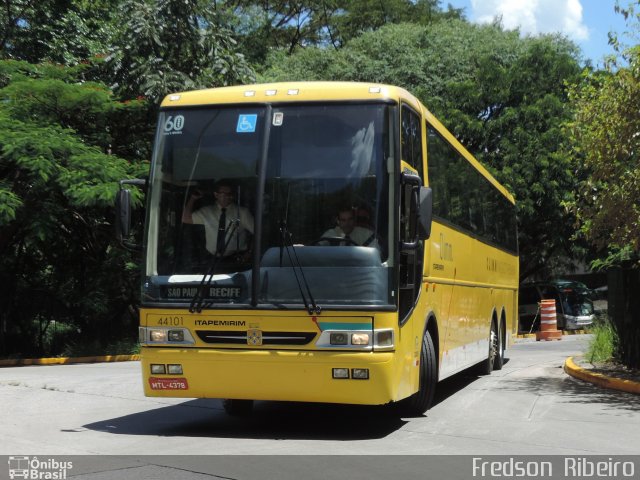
[189,220,240,313]
[278,187,320,314]
[279,223,321,315]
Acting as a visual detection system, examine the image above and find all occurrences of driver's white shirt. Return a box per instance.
[321,226,379,249]
[192,203,254,255]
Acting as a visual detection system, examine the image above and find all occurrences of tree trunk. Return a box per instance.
[608,268,640,369]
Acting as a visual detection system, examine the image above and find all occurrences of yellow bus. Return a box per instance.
[118,82,518,415]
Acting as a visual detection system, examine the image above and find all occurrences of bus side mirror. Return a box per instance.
[401,172,431,251]
[115,187,132,242]
[115,178,146,248]
[417,187,433,240]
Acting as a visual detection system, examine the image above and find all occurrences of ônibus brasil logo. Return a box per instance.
[7,456,73,479]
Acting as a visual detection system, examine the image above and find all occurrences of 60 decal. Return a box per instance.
[163,115,185,134]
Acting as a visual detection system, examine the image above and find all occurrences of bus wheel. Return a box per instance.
[222,399,253,416]
[478,321,499,375]
[400,330,437,416]
[494,322,504,371]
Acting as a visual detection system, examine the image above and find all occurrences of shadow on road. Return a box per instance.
[82,362,499,440]
[83,400,410,440]
[499,366,640,413]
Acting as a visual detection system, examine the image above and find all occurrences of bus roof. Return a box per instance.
[160,81,515,205]
[160,81,421,108]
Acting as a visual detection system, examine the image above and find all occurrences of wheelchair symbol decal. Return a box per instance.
[236,114,258,133]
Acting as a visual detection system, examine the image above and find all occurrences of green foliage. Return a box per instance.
[107,0,255,101]
[586,317,619,364]
[567,47,640,260]
[0,60,146,357]
[62,337,140,357]
[262,20,583,280]
[227,0,463,66]
[1,1,121,66]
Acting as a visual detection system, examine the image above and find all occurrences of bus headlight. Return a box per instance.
[141,327,195,345]
[150,329,167,342]
[330,332,349,345]
[351,333,370,345]
[317,328,392,350]
[168,330,184,342]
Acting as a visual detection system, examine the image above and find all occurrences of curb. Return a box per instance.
[516,330,588,339]
[0,355,140,367]
[564,356,640,395]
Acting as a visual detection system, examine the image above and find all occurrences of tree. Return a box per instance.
[0,61,147,356]
[567,1,640,368]
[0,0,119,64]
[107,0,255,102]
[223,0,463,66]
[568,57,640,255]
[262,20,583,280]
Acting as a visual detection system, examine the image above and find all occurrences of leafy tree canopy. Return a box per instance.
[107,0,255,101]
[0,60,146,355]
[223,0,463,66]
[567,6,640,265]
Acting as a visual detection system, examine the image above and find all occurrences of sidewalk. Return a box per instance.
[0,354,139,367]
[564,356,640,395]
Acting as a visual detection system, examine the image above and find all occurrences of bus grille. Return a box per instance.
[195,330,317,345]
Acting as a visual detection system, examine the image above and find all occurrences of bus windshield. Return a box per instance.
[143,103,395,308]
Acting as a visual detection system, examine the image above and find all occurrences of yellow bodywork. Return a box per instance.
[141,81,519,405]
[141,310,414,404]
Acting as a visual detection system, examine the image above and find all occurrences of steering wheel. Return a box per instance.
[310,236,358,246]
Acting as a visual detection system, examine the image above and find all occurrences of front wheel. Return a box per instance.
[399,330,437,416]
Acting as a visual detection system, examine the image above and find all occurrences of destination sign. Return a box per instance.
[162,285,242,299]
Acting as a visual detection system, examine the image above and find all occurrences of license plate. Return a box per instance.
[149,377,189,390]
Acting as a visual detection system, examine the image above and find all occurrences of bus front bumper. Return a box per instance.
[141,347,400,405]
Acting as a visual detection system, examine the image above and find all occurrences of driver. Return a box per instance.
[182,180,254,262]
[320,207,379,248]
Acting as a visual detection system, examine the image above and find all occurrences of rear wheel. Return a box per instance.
[494,321,505,371]
[222,399,254,416]
[478,320,499,375]
[400,330,437,416]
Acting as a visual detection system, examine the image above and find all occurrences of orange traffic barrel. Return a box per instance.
[536,299,562,341]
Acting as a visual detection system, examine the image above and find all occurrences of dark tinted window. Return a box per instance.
[426,126,517,253]
[401,105,423,178]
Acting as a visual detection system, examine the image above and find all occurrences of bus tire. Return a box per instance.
[222,399,253,416]
[400,330,437,416]
[478,320,499,375]
[494,320,505,371]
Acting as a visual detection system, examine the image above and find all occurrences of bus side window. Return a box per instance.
[401,105,423,178]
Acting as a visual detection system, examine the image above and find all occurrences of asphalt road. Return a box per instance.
[1,335,639,471]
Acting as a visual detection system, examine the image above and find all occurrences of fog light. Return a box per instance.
[151,364,166,374]
[351,333,370,345]
[168,330,184,342]
[332,368,349,379]
[167,364,183,375]
[352,368,369,380]
[330,332,349,345]
[150,330,167,342]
